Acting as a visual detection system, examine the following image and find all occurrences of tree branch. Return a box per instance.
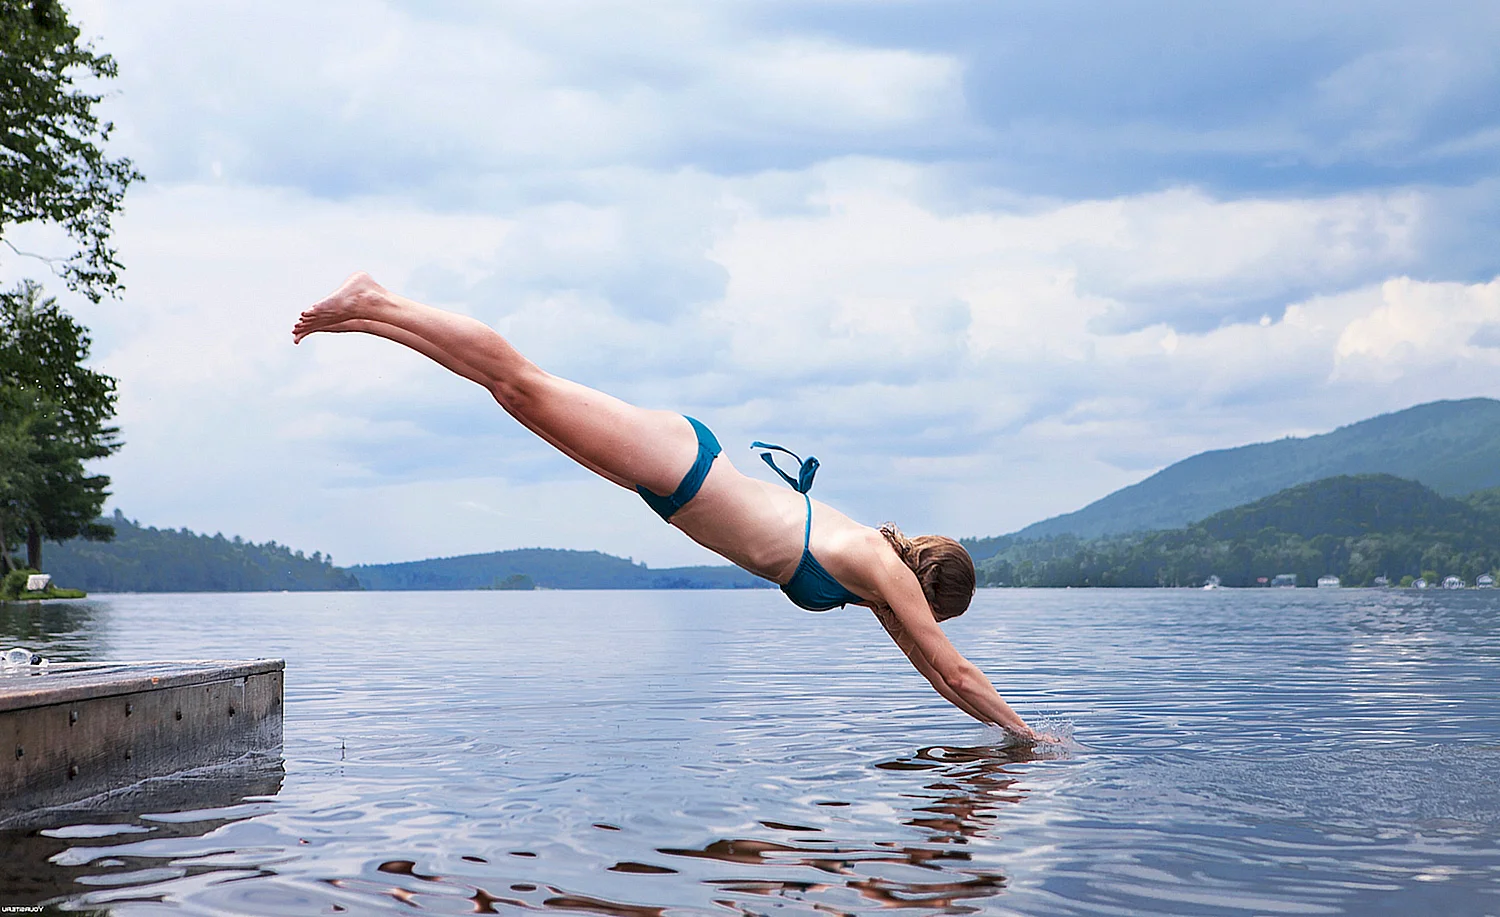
[1,238,67,278]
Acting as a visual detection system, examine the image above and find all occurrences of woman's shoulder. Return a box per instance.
[819,515,902,570]
[816,523,908,608]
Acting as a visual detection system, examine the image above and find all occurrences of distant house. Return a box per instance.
[1443,575,1465,590]
[1478,574,1496,589]
[1271,573,1297,588]
[1317,575,1340,588]
[1373,575,1390,587]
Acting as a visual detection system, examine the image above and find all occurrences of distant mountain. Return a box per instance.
[979,474,1500,588]
[43,510,362,592]
[1014,398,1500,539]
[350,548,773,591]
[959,534,1017,564]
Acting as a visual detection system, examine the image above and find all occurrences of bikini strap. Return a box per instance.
[802,493,813,550]
[750,441,820,494]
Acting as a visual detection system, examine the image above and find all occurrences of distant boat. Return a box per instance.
[1317,575,1340,588]
[1414,578,1429,589]
[1479,574,1496,589]
[1443,575,1465,590]
[1202,575,1221,590]
[1373,575,1390,587]
[1271,574,1297,588]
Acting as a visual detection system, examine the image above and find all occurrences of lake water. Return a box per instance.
[1,588,1497,915]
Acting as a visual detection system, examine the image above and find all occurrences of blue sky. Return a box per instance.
[5,0,1499,566]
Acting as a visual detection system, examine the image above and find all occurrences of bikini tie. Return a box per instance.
[751,441,819,494]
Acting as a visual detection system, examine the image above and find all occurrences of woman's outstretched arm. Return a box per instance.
[864,556,1038,739]
[871,606,990,723]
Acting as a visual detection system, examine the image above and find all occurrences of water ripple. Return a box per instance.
[1,589,1498,914]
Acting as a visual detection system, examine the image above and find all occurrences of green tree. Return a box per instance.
[2,0,142,302]
[0,281,118,570]
[0,388,44,571]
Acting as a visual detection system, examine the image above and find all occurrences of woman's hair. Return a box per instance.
[879,523,975,622]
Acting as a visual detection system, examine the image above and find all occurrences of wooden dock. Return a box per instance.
[0,659,283,821]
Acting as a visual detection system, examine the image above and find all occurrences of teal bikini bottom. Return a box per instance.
[637,416,720,521]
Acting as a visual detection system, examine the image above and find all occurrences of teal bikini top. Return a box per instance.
[752,442,865,612]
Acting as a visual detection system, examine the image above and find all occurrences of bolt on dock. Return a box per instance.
[1,659,284,824]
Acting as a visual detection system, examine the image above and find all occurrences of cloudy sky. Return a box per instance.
[6,0,1500,567]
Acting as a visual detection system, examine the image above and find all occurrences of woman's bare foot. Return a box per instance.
[292,272,391,344]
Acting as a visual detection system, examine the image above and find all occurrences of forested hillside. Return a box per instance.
[42,510,361,592]
[350,549,771,591]
[34,513,774,593]
[982,475,1500,588]
[1014,398,1500,539]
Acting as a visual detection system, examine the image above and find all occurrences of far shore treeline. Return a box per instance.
[43,510,361,592]
[24,471,1500,593]
[37,510,772,593]
[12,398,1500,594]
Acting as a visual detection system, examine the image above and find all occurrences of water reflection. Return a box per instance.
[0,598,107,662]
[10,589,1495,914]
[0,753,284,908]
[329,866,671,916]
[666,744,1033,913]
[323,743,1036,916]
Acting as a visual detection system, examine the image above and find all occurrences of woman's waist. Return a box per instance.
[672,506,804,584]
[677,528,802,585]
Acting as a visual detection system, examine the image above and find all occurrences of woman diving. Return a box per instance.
[293,272,1043,741]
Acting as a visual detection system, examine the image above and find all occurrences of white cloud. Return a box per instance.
[19,160,1490,562]
[1334,277,1500,377]
[6,1,1496,567]
[710,40,962,134]
[72,0,966,193]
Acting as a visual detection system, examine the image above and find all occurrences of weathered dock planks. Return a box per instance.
[0,659,284,822]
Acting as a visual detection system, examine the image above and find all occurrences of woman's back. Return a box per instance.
[672,455,874,595]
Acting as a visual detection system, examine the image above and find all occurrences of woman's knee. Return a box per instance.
[488,364,549,412]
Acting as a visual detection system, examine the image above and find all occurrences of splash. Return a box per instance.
[980,717,1077,755]
[1032,715,1077,747]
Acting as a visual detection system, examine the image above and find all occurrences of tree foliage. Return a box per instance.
[0,280,118,570]
[0,388,44,556]
[1,0,142,302]
[44,510,363,592]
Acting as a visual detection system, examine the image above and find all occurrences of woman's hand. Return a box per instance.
[1010,724,1063,745]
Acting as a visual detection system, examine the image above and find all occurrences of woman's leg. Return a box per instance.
[303,317,628,485]
[293,273,699,496]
